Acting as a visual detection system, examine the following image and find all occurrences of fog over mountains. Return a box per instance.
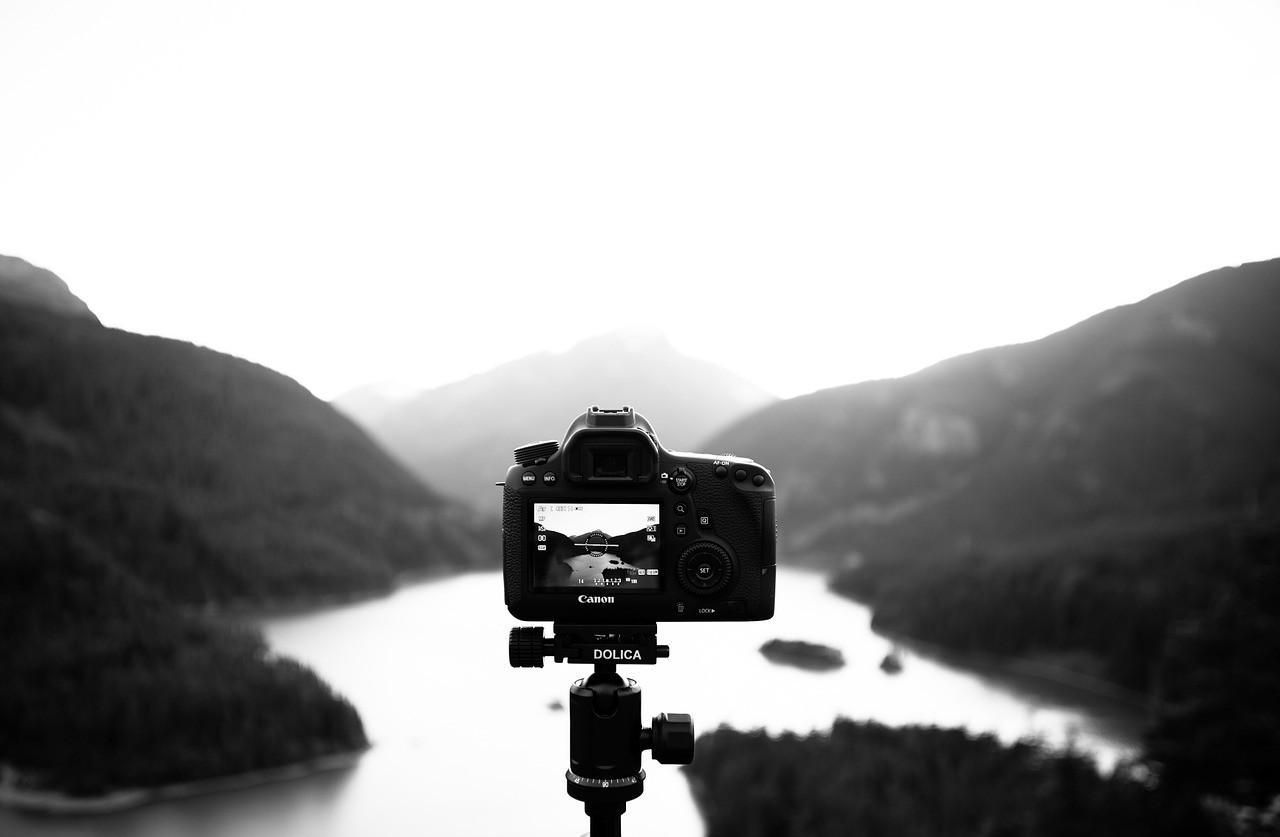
[334,330,777,513]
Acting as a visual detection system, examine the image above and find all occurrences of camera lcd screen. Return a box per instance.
[531,502,661,592]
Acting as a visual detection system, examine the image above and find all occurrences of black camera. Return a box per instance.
[502,406,776,622]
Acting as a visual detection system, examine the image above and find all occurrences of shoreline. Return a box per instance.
[883,631,1151,711]
[186,565,484,620]
[0,748,368,816]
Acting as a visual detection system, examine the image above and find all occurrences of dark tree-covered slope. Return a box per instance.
[0,301,490,606]
[706,258,1280,691]
[0,258,489,800]
[686,721,1209,837]
[0,498,368,797]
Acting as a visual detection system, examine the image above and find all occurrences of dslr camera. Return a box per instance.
[503,406,776,623]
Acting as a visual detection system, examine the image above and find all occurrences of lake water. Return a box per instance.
[0,569,1146,837]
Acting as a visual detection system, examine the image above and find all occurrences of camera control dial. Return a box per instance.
[676,542,733,597]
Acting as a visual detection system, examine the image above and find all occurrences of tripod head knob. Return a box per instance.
[509,626,547,667]
[643,712,695,765]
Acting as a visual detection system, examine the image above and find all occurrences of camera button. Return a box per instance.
[521,471,537,486]
[714,465,728,478]
[691,555,723,587]
[734,468,747,482]
[697,512,713,529]
[674,524,689,537]
[677,542,733,596]
[674,502,689,516]
[542,472,557,485]
[669,467,695,494]
[753,474,765,487]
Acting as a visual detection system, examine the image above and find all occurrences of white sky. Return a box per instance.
[2,0,1277,401]
[534,502,659,539]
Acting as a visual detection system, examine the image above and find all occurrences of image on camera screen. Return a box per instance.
[532,502,661,592]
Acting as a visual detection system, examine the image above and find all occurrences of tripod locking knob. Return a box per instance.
[509,626,547,668]
[643,712,695,765]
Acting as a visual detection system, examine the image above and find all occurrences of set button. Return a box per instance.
[677,542,733,597]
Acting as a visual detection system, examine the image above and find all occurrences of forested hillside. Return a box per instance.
[0,260,489,802]
[0,302,490,606]
[708,258,1280,692]
[0,500,368,797]
[688,529,1280,833]
[686,721,1204,837]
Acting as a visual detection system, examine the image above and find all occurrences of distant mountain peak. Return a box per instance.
[0,254,100,324]
[336,328,779,511]
[566,328,674,355]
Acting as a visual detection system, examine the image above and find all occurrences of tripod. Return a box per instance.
[509,623,694,837]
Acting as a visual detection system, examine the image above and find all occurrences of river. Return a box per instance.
[0,568,1146,837]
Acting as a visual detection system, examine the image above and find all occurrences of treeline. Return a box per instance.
[831,516,1276,692]
[691,520,1280,834]
[0,499,368,796]
[685,721,1203,837]
[0,302,489,609]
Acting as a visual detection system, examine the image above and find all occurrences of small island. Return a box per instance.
[760,639,845,671]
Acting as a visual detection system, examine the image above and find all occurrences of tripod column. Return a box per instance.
[566,664,645,836]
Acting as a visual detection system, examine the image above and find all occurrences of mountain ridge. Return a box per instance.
[338,329,778,512]
[705,257,1280,690]
[0,254,100,323]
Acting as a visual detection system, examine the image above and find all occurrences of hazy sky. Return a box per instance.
[2,1,1277,401]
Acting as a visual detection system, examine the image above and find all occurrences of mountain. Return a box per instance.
[0,254,100,323]
[1,274,490,606]
[0,257,496,800]
[707,258,1280,690]
[331,379,427,427]
[340,330,777,513]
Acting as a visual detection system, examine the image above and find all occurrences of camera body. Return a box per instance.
[503,406,776,623]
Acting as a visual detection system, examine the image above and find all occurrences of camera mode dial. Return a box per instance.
[676,542,733,597]
[514,440,560,466]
